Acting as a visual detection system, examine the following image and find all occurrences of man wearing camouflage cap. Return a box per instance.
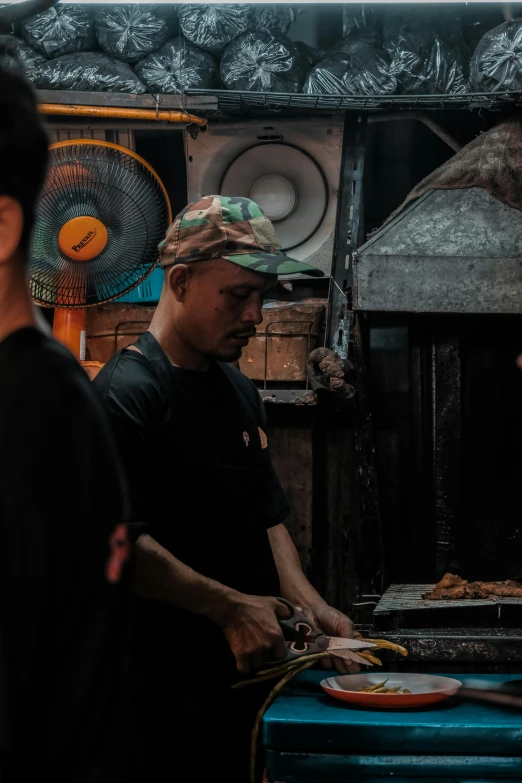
[95,196,358,781]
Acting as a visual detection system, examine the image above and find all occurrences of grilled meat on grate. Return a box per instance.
[423,573,522,600]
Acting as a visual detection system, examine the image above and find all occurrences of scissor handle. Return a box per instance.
[264,598,329,666]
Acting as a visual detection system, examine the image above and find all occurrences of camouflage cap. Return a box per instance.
[158,195,324,277]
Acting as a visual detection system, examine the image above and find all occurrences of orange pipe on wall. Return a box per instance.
[38,103,207,126]
[53,308,86,361]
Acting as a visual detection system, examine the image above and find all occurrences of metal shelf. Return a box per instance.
[37,89,216,111]
[187,88,522,114]
[259,389,317,406]
[38,89,522,119]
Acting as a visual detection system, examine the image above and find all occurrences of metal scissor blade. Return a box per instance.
[326,636,378,651]
[331,649,374,666]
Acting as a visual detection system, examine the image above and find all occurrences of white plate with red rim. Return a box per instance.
[321,673,462,708]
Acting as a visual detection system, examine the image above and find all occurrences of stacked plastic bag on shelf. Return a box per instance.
[221,31,305,93]
[343,6,382,48]
[383,8,469,94]
[465,20,496,53]
[11,1,514,98]
[94,5,170,64]
[33,52,147,93]
[178,3,250,55]
[303,40,396,96]
[294,40,325,70]
[470,19,522,92]
[21,4,94,58]
[0,35,46,80]
[135,38,218,94]
[249,5,299,36]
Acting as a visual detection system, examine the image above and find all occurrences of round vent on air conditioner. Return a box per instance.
[220,143,328,252]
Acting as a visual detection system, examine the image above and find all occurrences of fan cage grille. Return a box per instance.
[29,143,171,308]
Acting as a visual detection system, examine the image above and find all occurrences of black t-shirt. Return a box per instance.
[0,328,130,782]
[94,332,289,679]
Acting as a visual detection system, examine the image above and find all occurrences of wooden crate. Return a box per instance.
[239,299,326,383]
[86,299,326,383]
[86,303,155,364]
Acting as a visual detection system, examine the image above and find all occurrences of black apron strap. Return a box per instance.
[133,331,174,405]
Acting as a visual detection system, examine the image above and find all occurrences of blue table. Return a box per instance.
[263,672,522,782]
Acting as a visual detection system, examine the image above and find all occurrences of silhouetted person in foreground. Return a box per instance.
[0,67,130,783]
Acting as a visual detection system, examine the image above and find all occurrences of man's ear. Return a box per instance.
[167,264,190,301]
[0,196,24,266]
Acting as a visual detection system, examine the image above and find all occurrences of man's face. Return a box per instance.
[170,258,276,363]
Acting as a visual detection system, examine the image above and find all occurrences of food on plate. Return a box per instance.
[359,679,412,694]
[423,573,522,600]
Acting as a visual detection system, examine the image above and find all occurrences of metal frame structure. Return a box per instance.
[326,113,386,599]
[324,109,513,610]
[332,111,522,665]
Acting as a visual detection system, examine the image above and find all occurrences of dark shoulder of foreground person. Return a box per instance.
[0,328,124,518]
[0,327,102,416]
[16,329,108,408]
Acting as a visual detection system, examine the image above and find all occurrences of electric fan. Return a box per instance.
[29,139,172,359]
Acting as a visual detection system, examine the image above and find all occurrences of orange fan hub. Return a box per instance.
[58,216,108,261]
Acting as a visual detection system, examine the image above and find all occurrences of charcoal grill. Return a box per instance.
[374,584,522,631]
[362,585,522,668]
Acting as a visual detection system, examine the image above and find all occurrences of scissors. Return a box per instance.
[269,598,378,667]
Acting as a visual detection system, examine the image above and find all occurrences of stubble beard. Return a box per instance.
[208,345,243,363]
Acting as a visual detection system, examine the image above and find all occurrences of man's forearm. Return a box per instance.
[134,533,239,625]
[134,532,292,673]
[267,524,326,611]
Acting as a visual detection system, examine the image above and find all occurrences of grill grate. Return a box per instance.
[375,584,522,614]
[186,88,522,114]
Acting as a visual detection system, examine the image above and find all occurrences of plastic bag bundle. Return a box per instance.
[344,5,381,35]
[32,52,146,93]
[221,31,305,92]
[21,4,94,58]
[464,20,498,54]
[344,25,382,49]
[248,5,299,35]
[383,8,469,94]
[94,5,170,64]
[135,38,219,94]
[390,38,469,95]
[343,6,382,48]
[295,40,325,70]
[383,8,464,54]
[178,4,250,55]
[303,41,397,96]
[0,35,46,79]
[470,19,522,92]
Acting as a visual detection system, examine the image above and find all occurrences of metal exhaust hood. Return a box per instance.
[354,186,522,315]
